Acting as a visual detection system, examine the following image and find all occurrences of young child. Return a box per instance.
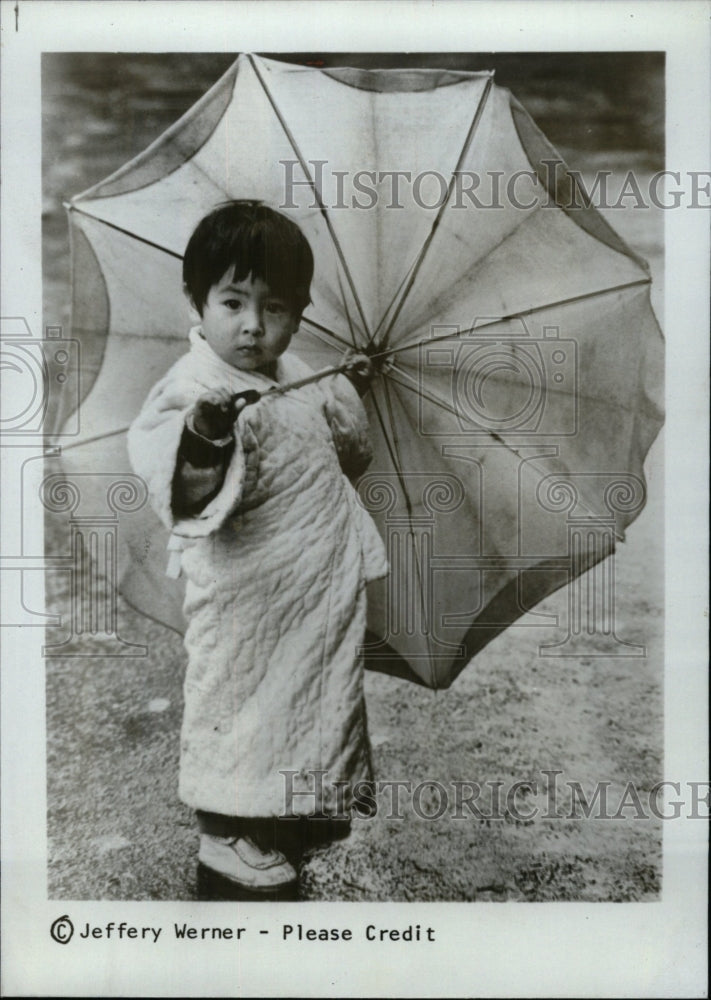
[128,201,388,896]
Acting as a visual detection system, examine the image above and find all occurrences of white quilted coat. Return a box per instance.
[128,329,388,817]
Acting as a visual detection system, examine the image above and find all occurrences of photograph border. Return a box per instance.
[1,2,708,997]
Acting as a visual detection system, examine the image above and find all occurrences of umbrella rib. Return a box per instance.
[373,74,494,350]
[69,206,353,354]
[58,426,130,452]
[386,365,625,540]
[370,383,438,686]
[383,200,546,344]
[370,277,652,364]
[300,315,353,350]
[66,204,183,259]
[367,254,419,346]
[336,268,359,349]
[385,363,516,452]
[369,386,412,517]
[248,54,371,341]
[381,377,411,514]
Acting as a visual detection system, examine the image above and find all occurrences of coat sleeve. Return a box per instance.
[320,373,374,481]
[172,417,235,517]
[127,367,253,540]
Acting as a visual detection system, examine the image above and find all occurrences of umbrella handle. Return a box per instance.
[228,357,377,413]
[230,389,262,414]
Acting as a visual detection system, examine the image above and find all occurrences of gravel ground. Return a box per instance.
[42,54,664,903]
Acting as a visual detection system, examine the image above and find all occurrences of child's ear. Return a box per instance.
[184,286,202,324]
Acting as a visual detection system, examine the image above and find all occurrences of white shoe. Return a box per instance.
[198,834,297,892]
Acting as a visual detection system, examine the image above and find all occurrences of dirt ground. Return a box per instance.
[41,54,664,902]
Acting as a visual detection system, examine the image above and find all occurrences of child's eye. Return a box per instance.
[224,299,243,311]
[266,300,287,314]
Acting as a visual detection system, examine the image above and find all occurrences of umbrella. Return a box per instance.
[56,54,663,688]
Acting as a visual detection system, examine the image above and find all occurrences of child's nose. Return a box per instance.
[241,306,264,337]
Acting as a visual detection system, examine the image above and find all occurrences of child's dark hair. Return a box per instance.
[183,201,314,316]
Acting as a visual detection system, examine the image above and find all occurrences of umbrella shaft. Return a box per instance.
[261,361,353,397]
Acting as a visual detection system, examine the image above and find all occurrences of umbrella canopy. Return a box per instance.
[59,54,663,688]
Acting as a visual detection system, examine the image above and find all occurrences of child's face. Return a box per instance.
[196,269,299,371]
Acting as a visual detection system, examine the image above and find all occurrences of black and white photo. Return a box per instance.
[1,2,708,997]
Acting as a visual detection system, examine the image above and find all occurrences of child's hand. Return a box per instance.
[344,352,373,380]
[193,389,249,440]
[343,352,374,397]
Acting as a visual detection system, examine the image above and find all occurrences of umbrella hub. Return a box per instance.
[361,341,395,376]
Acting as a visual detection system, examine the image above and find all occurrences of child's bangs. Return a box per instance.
[184,202,313,314]
[226,225,307,308]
